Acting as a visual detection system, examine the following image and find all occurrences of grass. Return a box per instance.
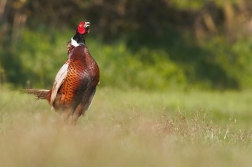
[0,86,252,166]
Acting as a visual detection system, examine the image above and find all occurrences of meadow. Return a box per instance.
[1,86,252,167]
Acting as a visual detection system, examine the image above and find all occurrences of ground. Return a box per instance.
[0,86,252,167]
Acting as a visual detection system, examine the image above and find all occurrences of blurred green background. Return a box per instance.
[1,0,252,91]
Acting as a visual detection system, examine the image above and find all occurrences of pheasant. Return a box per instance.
[23,21,100,125]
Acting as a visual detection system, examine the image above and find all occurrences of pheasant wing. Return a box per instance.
[50,62,69,106]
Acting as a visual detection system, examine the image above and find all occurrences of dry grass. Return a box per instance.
[0,86,252,167]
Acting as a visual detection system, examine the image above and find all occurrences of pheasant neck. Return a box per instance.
[71,38,85,47]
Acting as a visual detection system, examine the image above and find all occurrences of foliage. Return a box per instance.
[0,28,187,89]
[171,0,239,9]
[1,0,252,90]
[1,27,252,90]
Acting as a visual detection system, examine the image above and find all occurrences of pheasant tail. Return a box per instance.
[22,89,51,101]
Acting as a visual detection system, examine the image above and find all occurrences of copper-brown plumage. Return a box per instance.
[22,21,99,125]
[54,45,99,110]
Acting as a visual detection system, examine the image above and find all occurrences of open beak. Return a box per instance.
[85,22,90,33]
[84,22,90,28]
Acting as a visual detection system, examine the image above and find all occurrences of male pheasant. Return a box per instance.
[23,21,100,125]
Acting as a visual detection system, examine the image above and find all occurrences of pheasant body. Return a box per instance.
[53,45,99,112]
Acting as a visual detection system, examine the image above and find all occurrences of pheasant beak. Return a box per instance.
[84,22,90,28]
[84,22,90,33]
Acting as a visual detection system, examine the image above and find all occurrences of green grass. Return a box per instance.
[0,86,252,167]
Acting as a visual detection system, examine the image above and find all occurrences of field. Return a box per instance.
[0,86,252,167]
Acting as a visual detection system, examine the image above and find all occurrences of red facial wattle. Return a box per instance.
[78,22,85,34]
